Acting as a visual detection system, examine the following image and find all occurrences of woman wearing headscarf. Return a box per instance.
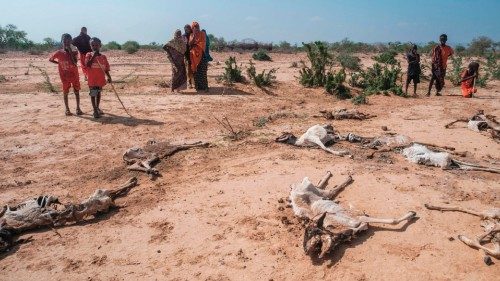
[163,29,187,93]
[189,22,208,92]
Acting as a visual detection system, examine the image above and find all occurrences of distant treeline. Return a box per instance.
[1,24,498,57]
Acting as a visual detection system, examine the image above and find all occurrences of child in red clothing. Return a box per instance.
[49,33,82,116]
[460,62,479,98]
[85,37,112,118]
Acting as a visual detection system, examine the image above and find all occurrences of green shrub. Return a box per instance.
[325,68,351,99]
[105,41,121,50]
[476,72,489,88]
[373,51,398,65]
[352,93,368,105]
[254,116,269,127]
[0,75,6,82]
[122,41,140,54]
[252,49,272,61]
[485,53,500,80]
[352,63,403,96]
[449,56,463,85]
[299,41,333,87]
[246,60,277,88]
[348,72,365,88]
[337,53,361,70]
[220,56,244,84]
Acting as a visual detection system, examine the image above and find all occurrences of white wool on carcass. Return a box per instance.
[375,135,412,147]
[402,144,452,169]
[467,120,487,132]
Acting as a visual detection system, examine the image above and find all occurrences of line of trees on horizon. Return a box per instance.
[1,24,498,57]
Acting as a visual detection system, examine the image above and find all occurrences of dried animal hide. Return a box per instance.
[0,177,137,253]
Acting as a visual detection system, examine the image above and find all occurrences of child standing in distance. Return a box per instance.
[460,62,479,98]
[49,33,82,116]
[405,44,420,97]
[85,37,111,119]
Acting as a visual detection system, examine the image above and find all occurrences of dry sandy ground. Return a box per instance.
[0,50,499,281]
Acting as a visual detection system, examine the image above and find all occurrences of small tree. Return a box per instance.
[299,41,333,87]
[219,56,244,84]
[467,36,494,56]
[122,41,140,54]
[337,53,361,70]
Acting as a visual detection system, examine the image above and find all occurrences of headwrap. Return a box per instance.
[165,29,187,54]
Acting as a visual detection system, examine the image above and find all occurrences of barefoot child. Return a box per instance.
[405,44,421,97]
[85,37,111,118]
[49,33,82,116]
[460,61,479,98]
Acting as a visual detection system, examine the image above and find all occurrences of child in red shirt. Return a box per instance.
[85,37,112,118]
[49,33,82,116]
[460,62,479,98]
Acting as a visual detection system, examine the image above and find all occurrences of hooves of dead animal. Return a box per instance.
[290,172,416,259]
[425,203,500,265]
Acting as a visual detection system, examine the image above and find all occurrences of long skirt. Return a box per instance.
[194,58,208,91]
[165,47,187,91]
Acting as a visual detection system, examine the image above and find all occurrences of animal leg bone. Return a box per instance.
[452,160,500,174]
[424,204,499,219]
[357,211,416,225]
[325,175,354,200]
[317,171,332,189]
[458,234,500,259]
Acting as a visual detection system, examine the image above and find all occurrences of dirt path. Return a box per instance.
[0,51,499,280]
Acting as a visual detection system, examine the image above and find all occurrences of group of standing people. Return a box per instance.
[405,34,479,98]
[163,21,212,93]
[49,27,111,118]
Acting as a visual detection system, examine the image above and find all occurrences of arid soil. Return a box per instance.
[0,50,499,281]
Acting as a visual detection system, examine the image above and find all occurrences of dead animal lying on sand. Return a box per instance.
[425,203,499,265]
[275,124,349,156]
[0,177,138,253]
[445,111,499,141]
[290,172,416,259]
[403,144,500,174]
[319,108,376,120]
[123,140,209,178]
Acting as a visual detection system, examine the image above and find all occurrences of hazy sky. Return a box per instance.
[2,0,499,45]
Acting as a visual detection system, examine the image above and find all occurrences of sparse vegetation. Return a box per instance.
[299,41,333,87]
[246,60,277,87]
[337,53,361,70]
[449,56,463,86]
[254,116,269,127]
[122,41,140,54]
[325,68,351,99]
[373,50,398,65]
[28,64,57,93]
[219,56,244,84]
[252,49,272,61]
[105,41,121,50]
[0,75,6,82]
[352,93,368,105]
[351,62,403,96]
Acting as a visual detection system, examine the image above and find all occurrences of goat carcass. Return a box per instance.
[290,172,416,259]
[276,124,349,156]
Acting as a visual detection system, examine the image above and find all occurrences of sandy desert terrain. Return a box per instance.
[0,50,499,281]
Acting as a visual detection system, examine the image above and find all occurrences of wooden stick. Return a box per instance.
[445,119,468,128]
[95,59,133,117]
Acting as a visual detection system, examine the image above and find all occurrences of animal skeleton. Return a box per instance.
[445,111,499,141]
[0,177,137,253]
[290,172,416,259]
[123,140,209,178]
[275,124,349,156]
[425,203,499,265]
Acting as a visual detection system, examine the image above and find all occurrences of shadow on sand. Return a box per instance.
[76,112,164,127]
[180,86,254,96]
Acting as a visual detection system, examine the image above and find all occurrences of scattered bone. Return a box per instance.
[123,140,209,178]
[445,111,499,141]
[275,124,349,156]
[425,203,499,265]
[0,177,138,253]
[319,108,376,120]
[403,144,500,173]
[290,172,416,259]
